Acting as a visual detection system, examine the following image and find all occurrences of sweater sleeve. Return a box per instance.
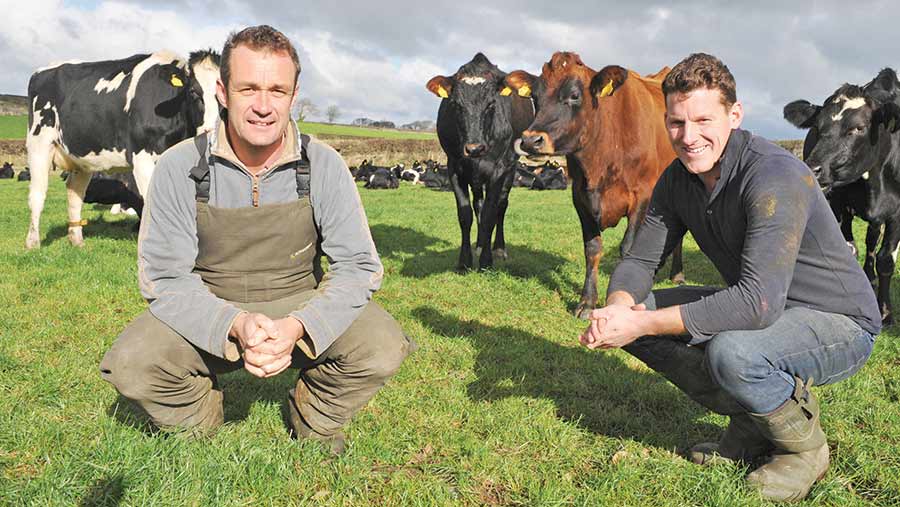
[290,142,383,356]
[681,158,812,343]
[137,141,243,359]
[607,168,687,303]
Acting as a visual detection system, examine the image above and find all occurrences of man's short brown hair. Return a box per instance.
[662,53,737,108]
[221,25,301,88]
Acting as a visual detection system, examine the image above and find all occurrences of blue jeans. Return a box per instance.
[627,286,875,414]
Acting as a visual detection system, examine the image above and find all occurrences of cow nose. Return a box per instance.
[464,143,487,158]
[521,133,544,153]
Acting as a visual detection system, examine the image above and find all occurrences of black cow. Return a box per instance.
[364,167,400,189]
[17,169,31,181]
[531,161,567,190]
[426,53,535,270]
[420,163,452,191]
[784,68,900,324]
[25,49,220,249]
[84,172,144,218]
[0,162,13,179]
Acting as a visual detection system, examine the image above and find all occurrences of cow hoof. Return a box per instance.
[492,248,508,261]
[574,304,594,320]
[25,233,40,250]
[883,312,894,327]
[68,230,85,248]
[670,273,686,285]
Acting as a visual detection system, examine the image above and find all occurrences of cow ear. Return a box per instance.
[426,75,453,99]
[873,102,900,134]
[590,65,628,101]
[502,71,537,98]
[783,100,821,129]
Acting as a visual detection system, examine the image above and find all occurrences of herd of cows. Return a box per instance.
[6,47,900,324]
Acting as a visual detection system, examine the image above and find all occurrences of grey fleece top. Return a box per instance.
[608,128,882,344]
[137,122,383,359]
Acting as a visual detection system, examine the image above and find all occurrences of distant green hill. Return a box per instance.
[0,115,436,141]
[0,95,27,116]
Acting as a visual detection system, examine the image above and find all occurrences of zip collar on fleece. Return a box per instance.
[209,118,304,175]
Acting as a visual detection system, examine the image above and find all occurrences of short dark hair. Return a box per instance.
[220,25,301,88]
[662,53,737,108]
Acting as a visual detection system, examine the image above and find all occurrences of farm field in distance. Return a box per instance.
[0,164,898,504]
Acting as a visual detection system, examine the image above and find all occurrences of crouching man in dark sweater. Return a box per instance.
[579,53,881,502]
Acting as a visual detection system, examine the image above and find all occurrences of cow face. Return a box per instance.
[187,50,221,134]
[427,53,512,158]
[785,83,900,193]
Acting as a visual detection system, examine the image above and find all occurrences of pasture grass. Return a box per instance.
[0,177,898,506]
[0,115,27,140]
[0,116,435,141]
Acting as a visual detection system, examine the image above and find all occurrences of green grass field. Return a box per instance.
[0,116,435,141]
[0,178,897,506]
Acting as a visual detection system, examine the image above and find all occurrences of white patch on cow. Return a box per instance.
[892,242,900,263]
[124,51,182,112]
[94,72,128,94]
[70,148,130,172]
[831,96,866,121]
[190,55,221,134]
[862,171,870,180]
[460,76,486,85]
[37,60,84,72]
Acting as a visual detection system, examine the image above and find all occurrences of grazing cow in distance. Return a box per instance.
[18,168,31,181]
[783,68,900,324]
[364,167,400,189]
[531,161,567,190]
[0,162,13,179]
[25,49,220,249]
[427,53,535,270]
[504,52,684,318]
[84,172,144,219]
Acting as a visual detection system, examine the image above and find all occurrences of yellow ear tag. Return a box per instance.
[518,84,531,98]
[500,86,512,96]
[599,80,614,98]
[170,74,184,87]
[437,86,449,98]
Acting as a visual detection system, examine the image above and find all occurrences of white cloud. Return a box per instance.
[1,0,898,138]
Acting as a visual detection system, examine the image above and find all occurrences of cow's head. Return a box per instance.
[503,52,627,156]
[785,70,900,193]
[426,53,515,158]
[186,50,222,135]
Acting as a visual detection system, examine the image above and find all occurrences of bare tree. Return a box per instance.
[292,98,318,122]
[325,104,341,123]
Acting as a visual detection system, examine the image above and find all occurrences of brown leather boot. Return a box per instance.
[746,378,829,502]
[689,413,773,465]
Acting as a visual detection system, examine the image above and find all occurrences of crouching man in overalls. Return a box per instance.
[100,25,413,455]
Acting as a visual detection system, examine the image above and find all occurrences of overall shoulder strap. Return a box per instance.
[189,134,211,203]
[295,133,311,198]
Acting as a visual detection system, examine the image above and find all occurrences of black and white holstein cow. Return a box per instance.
[426,53,535,270]
[784,68,900,324]
[0,162,13,179]
[25,50,220,249]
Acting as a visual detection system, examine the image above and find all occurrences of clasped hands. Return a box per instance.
[230,312,304,378]
[579,302,648,350]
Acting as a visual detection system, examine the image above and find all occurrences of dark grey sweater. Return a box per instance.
[608,129,882,343]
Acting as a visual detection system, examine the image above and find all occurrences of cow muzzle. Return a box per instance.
[520,131,553,155]
[464,143,488,158]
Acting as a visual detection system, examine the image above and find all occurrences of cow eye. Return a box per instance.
[849,125,866,135]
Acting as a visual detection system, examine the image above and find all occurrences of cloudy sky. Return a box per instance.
[0,0,896,139]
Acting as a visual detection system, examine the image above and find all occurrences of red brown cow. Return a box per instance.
[504,52,683,318]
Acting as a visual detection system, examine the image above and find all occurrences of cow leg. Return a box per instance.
[65,170,92,247]
[875,220,900,325]
[863,223,883,287]
[669,242,686,285]
[491,172,514,261]
[131,150,156,198]
[572,180,603,319]
[25,135,55,249]
[448,162,474,271]
[476,183,504,270]
[840,206,857,257]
